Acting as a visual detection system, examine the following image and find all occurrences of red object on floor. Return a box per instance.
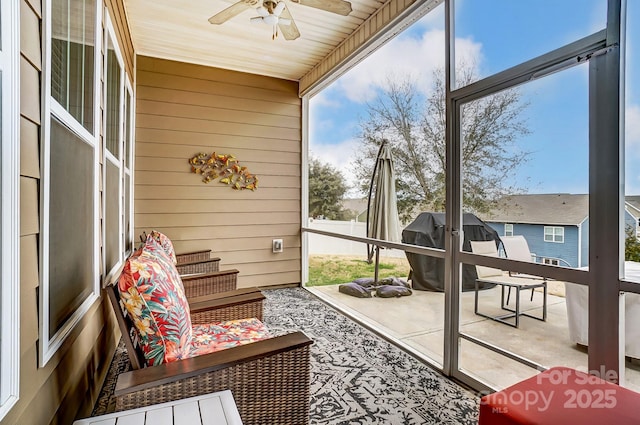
[479,366,640,424]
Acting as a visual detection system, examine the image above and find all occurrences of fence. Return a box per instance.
[307,219,405,258]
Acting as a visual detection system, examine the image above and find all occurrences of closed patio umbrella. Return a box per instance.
[366,140,401,282]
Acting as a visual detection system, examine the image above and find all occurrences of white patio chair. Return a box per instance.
[470,240,547,328]
[501,235,571,267]
[502,236,640,358]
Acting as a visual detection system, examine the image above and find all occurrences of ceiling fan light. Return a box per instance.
[263,14,278,25]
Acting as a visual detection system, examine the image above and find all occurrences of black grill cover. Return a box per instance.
[402,212,501,292]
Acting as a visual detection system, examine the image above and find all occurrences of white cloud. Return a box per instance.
[310,138,361,196]
[309,89,341,108]
[627,103,640,150]
[331,29,483,103]
[626,103,640,194]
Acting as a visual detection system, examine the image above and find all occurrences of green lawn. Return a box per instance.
[307,255,411,286]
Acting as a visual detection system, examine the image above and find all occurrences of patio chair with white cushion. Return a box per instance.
[501,235,571,267]
[470,240,548,328]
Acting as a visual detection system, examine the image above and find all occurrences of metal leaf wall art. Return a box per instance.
[189,152,258,190]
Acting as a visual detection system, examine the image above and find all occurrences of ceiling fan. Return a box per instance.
[208,0,352,41]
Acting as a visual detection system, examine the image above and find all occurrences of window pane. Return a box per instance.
[453,0,605,89]
[0,70,3,386]
[51,0,95,131]
[124,90,131,169]
[49,117,94,338]
[105,38,121,157]
[105,160,119,272]
[124,172,131,252]
[624,0,640,283]
[623,0,640,389]
[465,63,589,269]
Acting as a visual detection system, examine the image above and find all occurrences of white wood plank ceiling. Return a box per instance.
[124,0,388,81]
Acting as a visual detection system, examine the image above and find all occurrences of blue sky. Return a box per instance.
[309,0,640,197]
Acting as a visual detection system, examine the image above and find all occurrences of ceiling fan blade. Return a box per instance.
[274,1,286,16]
[278,6,300,40]
[291,0,352,16]
[209,0,255,25]
[256,5,269,17]
[278,17,291,26]
[250,16,264,24]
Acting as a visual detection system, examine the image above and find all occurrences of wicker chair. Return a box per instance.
[107,274,313,425]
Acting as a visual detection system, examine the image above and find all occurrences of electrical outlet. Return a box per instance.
[272,239,283,253]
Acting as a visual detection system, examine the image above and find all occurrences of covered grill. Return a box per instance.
[402,212,501,292]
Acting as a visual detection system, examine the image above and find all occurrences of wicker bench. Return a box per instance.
[107,248,313,425]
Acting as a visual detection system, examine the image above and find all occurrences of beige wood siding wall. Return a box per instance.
[135,56,302,288]
[2,1,132,424]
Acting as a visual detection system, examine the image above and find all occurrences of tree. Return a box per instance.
[625,227,640,262]
[308,157,351,220]
[353,66,530,221]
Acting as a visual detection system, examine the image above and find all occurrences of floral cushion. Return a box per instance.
[149,230,177,265]
[190,318,271,357]
[141,236,186,293]
[118,243,192,366]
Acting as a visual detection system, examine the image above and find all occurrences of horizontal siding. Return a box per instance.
[581,219,589,268]
[135,114,300,141]
[136,142,300,164]
[135,157,300,176]
[20,117,40,178]
[135,128,301,153]
[488,222,580,267]
[135,56,302,288]
[135,210,300,226]
[135,171,300,188]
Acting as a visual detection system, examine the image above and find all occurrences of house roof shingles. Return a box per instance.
[482,194,590,226]
[482,193,640,226]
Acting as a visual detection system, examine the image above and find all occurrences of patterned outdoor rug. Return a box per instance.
[93,287,479,424]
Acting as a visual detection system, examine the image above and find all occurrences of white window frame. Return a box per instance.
[504,223,514,236]
[544,226,565,243]
[103,12,126,279]
[123,78,135,255]
[40,0,102,367]
[0,0,21,417]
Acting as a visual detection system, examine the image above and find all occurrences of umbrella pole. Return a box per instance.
[374,245,380,283]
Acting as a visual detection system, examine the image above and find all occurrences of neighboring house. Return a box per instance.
[627,196,640,237]
[341,198,369,222]
[481,194,639,268]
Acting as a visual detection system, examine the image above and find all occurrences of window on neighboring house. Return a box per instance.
[544,226,564,243]
[41,0,100,366]
[542,258,560,266]
[504,223,514,236]
[0,0,21,416]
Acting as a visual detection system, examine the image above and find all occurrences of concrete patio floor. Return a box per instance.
[307,283,640,393]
